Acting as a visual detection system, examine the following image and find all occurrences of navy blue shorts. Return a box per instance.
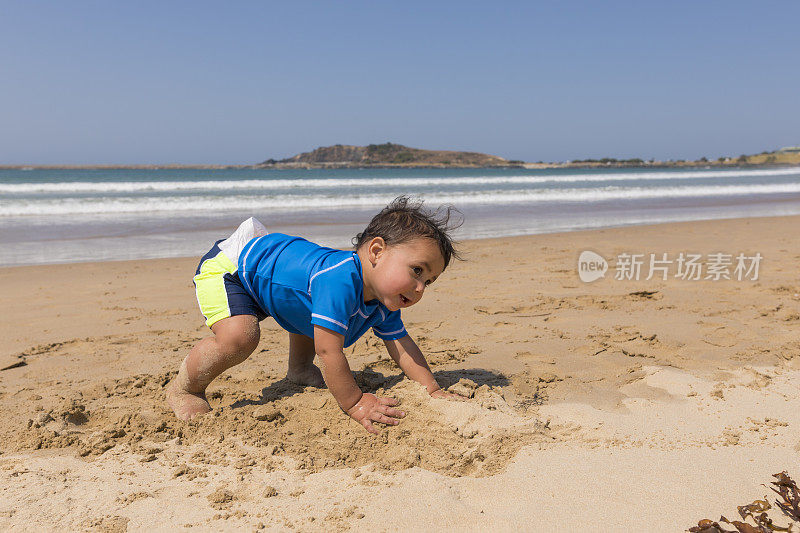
[193,240,268,327]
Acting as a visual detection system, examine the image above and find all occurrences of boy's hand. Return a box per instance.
[346,393,406,435]
[429,388,469,401]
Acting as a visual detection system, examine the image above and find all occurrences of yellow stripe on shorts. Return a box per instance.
[194,250,237,327]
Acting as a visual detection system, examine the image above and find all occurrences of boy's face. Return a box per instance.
[364,237,445,312]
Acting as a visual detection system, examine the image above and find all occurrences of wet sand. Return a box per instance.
[1,215,799,531]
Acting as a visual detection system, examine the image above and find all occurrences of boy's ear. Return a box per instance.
[368,237,386,265]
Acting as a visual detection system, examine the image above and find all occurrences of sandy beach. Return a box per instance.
[1,215,799,532]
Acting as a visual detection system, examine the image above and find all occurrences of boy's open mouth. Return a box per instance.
[400,294,410,304]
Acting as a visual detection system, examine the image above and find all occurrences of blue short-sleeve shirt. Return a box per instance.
[237,233,406,347]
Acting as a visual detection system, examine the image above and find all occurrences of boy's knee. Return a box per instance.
[220,334,259,361]
[212,316,260,361]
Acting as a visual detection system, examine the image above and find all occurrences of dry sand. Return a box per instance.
[1,215,799,532]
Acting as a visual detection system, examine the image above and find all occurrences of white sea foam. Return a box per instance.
[1,167,798,194]
[3,182,800,216]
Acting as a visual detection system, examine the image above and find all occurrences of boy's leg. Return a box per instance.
[167,314,260,421]
[285,332,325,387]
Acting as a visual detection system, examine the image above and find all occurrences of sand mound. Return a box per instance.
[8,369,548,477]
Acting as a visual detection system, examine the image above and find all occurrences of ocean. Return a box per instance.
[2,166,799,267]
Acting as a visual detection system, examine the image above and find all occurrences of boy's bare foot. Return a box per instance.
[166,381,212,421]
[286,364,325,388]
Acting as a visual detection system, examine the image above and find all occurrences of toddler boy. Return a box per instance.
[167,197,463,433]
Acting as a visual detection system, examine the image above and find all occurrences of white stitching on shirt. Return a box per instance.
[350,307,369,319]
[311,313,348,330]
[240,236,263,296]
[307,257,355,293]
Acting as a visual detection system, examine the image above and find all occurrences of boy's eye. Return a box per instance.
[413,267,423,276]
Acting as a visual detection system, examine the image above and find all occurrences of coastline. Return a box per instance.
[4,164,800,268]
[2,214,799,530]
[6,192,800,268]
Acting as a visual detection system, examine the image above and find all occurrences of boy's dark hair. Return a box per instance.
[353,196,463,269]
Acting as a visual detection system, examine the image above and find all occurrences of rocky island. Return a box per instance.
[256,143,519,169]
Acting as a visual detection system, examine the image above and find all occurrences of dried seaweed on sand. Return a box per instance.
[770,472,800,522]
[689,472,800,533]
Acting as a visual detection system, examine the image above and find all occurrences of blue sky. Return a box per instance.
[1,1,798,164]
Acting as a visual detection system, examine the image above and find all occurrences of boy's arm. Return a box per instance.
[382,334,466,400]
[314,325,405,433]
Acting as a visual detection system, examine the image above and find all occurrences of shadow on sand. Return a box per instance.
[229,367,509,410]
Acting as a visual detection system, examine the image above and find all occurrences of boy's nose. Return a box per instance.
[415,281,425,294]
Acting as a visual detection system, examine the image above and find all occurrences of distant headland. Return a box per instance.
[2,143,799,170]
[257,143,800,169]
[256,143,510,169]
